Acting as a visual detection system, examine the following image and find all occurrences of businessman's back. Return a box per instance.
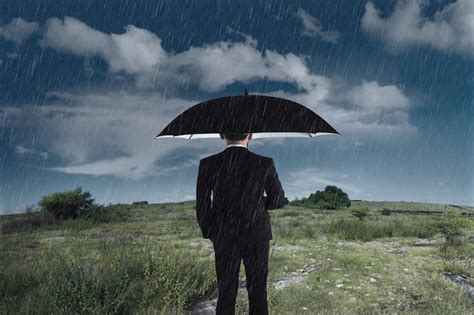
[196,145,285,243]
[196,133,285,315]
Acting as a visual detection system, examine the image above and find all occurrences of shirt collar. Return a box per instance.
[226,144,248,149]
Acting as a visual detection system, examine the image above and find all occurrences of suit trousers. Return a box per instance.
[211,237,270,315]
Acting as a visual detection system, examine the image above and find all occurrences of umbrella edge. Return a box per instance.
[155,132,340,139]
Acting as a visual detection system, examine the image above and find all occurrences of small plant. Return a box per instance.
[350,208,369,221]
[436,213,467,263]
[437,213,464,247]
[381,208,391,216]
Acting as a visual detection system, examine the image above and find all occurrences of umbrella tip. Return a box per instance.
[243,86,249,96]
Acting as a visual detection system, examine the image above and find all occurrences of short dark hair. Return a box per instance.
[223,133,248,141]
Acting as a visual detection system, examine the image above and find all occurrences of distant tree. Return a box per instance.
[307,186,351,210]
[39,187,95,220]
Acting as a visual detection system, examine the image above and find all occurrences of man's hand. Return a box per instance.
[264,159,285,210]
[196,159,214,238]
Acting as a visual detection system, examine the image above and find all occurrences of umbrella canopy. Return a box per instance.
[156,94,339,139]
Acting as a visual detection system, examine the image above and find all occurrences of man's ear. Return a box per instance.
[248,133,252,140]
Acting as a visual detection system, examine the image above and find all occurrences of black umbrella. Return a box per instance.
[156,92,339,139]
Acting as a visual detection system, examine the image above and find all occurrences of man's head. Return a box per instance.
[219,133,252,146]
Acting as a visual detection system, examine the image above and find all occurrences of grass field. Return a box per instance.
[1,201,473,314]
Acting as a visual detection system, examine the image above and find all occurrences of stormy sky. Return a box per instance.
[0,0,472,214]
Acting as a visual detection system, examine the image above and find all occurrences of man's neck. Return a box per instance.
[226,143,248,148]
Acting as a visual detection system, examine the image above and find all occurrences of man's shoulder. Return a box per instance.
[199,152,222,164]
[247,151,273,165]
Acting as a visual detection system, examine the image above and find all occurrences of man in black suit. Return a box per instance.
[196,132,285,315]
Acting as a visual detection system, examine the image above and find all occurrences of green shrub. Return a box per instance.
[307,186,351,210]
[39,187,95,220]
[435,213,470,262]
[436,213,465,246]
[381,208,391,216]
[142,246,216,309]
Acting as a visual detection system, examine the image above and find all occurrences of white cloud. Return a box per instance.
[266,79,417,140]
[41,17,167,74]
[165,41,330,92]
[362,0,474,55]
[0,18,39,44]
[348,81,410,110]
[167,41,271,91]
[296,8,341,43]
[37,17,330,94]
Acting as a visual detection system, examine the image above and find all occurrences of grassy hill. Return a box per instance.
[1,201,473,314]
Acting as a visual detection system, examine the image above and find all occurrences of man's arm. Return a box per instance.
[264,158,285,210]
[196,159,213,238]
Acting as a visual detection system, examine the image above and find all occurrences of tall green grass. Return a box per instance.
[0,242,216,314]
[322,217,438,241]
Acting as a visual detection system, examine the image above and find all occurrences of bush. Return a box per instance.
[436,213,466,246]
[307,186,351,210]
[381,208,391,216]
[39,187,95,220]
[435,213,470,263]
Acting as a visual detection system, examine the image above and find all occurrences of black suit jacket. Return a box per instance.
[196,146,285,242]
